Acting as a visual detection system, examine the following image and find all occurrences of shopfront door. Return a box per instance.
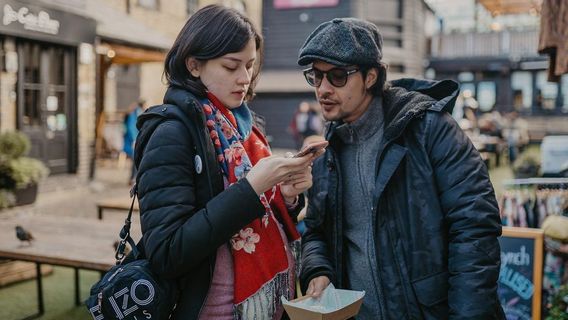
[17,41,74,174]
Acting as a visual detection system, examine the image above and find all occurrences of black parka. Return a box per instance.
[135,87,269,319]
[301,79,505,320]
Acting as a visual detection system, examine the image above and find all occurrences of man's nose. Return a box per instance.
[318,76,334,95]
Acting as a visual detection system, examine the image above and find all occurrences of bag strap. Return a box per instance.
[114,184,140,264]
[114,108,166,265]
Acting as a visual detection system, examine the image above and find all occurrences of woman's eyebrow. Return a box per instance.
[223,57,255,63]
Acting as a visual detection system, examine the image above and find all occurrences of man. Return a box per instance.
[298,18,504,319]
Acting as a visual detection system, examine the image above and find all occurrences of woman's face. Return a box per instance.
[188,39,257,108]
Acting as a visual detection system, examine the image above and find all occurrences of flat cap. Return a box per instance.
[298,18,383,67]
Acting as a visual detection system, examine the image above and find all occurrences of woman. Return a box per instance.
[135,5,319,320]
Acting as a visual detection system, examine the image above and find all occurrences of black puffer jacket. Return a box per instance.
[301,79,505,320]
[135,87,267,319]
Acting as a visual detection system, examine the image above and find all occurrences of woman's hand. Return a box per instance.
[245,155,312,196]
[306,276,331,298]
[280,165,312,203]
[280,148,325,203]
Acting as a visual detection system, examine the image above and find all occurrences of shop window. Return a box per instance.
[22,43,40,83]
[224,0,246,13]
[48,47,65,85]
[477,81,496,112]
[23,89,41,127]
[536,71,558,111]
[461,82,476,98]
[187,0,198,14]
[138,0,159,10]
[511,71,532,111]
[388,64,406,74]
[562,75,568,113]
[452,82,475,120]
[370,0,403,48]
[45,91,67,132]
[458,72,474,82]
[0,38,4,72]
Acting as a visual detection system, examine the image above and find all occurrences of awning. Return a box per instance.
[36,0,174,50]
[478,0,542,16]
[98,42,166,64]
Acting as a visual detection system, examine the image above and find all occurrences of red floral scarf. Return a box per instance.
[203,93,300,317]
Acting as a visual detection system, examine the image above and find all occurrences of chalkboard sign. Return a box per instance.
[498,227,544,320]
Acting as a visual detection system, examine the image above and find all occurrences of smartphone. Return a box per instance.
[294,141,329,158]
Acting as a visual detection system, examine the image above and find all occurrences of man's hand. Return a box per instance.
[306,275,330,298]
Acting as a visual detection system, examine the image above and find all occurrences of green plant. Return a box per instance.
[0,131,30,160]
[0,190,15,209]
[546,284,568,320]
[9,157,49,189]
[0,131,49,191]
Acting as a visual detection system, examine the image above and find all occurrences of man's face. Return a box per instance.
[310,60,377,123]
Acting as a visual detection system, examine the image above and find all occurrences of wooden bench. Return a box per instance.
[0,260,53,287]
[0,215,141,319]
[96,197,139,220]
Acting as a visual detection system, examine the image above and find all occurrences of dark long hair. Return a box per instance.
[163,5,263,100]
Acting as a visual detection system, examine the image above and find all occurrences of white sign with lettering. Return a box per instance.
[3,4,60,35]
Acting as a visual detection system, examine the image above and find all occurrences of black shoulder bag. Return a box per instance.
[85,186,179,320]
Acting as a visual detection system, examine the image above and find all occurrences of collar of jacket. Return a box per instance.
[326,78,459,146]
[163,85,204,116]
[136,85,204,131]
[335,96,384,145]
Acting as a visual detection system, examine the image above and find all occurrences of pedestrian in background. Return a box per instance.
[289,101,325,149]
[134,5,321,319]
[123,99,144,185]
[298,18,504,319]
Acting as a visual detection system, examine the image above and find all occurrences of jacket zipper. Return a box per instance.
[369,186,386,319]
[329,148,343,286]
[330,140,388,318]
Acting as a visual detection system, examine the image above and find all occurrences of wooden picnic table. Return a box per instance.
[96,196,139,220]
[0,214,141,319]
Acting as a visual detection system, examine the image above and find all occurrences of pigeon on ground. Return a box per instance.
[15,225,34,245]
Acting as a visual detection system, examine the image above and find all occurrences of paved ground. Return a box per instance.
[0,147,295,223]
[0,161,132,223]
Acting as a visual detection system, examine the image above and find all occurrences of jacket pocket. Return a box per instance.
[412,271,449,319]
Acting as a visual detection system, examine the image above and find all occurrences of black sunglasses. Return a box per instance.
[303,67,360,88]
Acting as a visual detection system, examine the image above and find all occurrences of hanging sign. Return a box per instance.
[274,0,339,9]
[0,0,96,45]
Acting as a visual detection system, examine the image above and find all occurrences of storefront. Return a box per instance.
[428,56,568,115]
[0,0,96,174]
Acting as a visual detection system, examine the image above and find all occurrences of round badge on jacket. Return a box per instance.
[195,155,203,174]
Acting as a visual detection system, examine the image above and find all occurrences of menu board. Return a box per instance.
[498,227,544,320]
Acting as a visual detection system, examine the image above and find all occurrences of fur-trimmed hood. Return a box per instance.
[327,78,459,143]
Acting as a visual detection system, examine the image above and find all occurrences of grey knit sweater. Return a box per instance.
[336,97,384,319]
